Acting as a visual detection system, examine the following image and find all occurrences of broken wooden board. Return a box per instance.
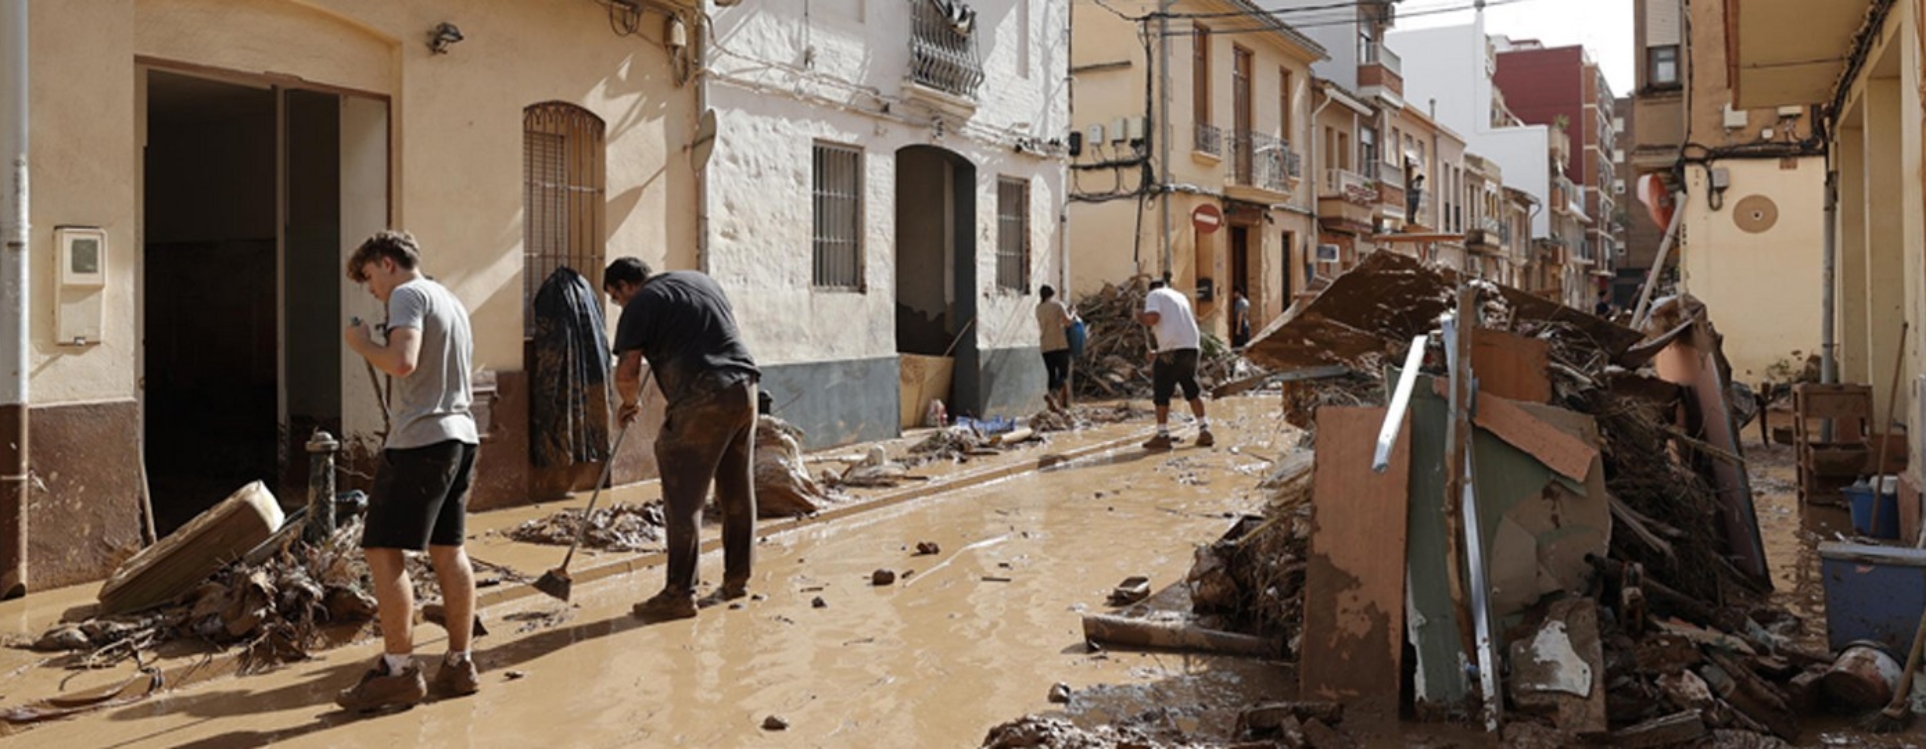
[1507,598,1607,736]
[1473,393,1597,483]
[1472,329,1552,404]
[98,482,284,615]
[1081,613,1276,658]
[1301,406,1410,710]
[1611,711,1707,748]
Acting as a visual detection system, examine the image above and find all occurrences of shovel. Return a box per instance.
[533,421,633,602]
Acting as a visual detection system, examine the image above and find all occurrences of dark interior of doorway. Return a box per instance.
[144,70,341,535]
[894,146,980,418]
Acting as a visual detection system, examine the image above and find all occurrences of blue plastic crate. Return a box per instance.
[1821,542,1926,654]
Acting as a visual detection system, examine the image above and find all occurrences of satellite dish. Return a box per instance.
[690,109,718,172]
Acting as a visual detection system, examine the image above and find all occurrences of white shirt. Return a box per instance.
[1144,287,1201,353]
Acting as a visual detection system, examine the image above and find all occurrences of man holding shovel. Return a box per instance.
[336,230,482,711]
[604,257,760,621]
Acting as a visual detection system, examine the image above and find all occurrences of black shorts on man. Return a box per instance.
[1151,349,1202,406]
[361,440,478,550]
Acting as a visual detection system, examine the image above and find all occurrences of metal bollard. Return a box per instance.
[306,429,340,544]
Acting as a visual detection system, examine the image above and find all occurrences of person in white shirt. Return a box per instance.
[1137,278,1211,450]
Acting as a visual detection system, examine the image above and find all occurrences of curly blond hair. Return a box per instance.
[346,230,422,282]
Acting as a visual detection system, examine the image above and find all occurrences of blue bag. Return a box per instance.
[1067,318,1087,358]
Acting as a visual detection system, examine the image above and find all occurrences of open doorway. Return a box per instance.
[894,146,980,419]
[143,69,361,535]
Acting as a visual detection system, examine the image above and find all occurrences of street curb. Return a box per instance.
[476,426,1157,608]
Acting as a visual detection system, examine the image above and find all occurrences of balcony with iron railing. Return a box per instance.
[905,0,985,112]
[1229,131,1300,196]
[1194,123,1223,158]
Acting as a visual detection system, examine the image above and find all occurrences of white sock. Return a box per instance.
[1157,426,1170,436]
[446,650,470,665]
[383,653,412,674]
[1198,419,1210,430]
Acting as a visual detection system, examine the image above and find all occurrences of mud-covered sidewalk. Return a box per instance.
[0,400,1246,745]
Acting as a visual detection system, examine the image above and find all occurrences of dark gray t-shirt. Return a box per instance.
[612,271,759,405]
[386,278,479,450]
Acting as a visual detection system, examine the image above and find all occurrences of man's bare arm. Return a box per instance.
[346,325,422,377]
[615,350,645,425]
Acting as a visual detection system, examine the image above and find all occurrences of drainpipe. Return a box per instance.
[0,0,27,599]
[1307,86,1334,274]
[1822,153,1838,386]
[692,10,711,274]
[1156,0,1172,277]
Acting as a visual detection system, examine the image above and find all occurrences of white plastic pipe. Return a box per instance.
[0,0,25,409]
[1372,334,1429,473]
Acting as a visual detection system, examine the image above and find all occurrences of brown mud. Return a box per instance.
[4,398,1301,747]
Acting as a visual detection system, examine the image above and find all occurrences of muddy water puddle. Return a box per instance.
[15,399,1300,748]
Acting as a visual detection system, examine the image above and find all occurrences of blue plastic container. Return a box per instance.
[1844,485,1901,539]
[1822,542,1926,653]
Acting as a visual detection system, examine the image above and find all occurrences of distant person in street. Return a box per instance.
[1231,288,1252,349]
[337,230,482,711]
[1036,285,1074,413]
[1139,278,1212,450]
[1594,297,1613,319]
[604,257,761,621]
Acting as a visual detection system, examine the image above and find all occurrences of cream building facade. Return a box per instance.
[0,0,709,593]
[1067,0,1325,340]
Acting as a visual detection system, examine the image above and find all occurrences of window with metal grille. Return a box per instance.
[523,102,606,338]
[812,142,864,290]
[996,177,1030,292]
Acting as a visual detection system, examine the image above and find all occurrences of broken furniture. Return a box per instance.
[97,481,284,615]
[1792,384,1871,506]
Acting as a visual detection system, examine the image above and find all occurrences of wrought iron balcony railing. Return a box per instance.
[1231,131,1299,194]
[1194,123,1223,157]
[909,0,985,100]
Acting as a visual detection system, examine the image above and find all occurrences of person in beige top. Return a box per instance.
[1036,285,1073,412]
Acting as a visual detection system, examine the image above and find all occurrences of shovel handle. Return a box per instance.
[560,421,633,570]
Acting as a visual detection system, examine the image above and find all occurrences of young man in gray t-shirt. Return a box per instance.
[337,230,482,711]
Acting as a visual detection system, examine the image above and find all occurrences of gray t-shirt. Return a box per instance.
[385,278,479,450]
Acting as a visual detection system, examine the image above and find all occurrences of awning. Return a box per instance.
[1731,0,1874,109]
[1373,232,1465,243]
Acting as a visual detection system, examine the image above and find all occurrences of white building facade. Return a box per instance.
[705,0,1071,447]
[1388,19,1556,239]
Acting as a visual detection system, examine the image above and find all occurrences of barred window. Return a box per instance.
[523,102,606,337]
[812,142,863,290]
[996,177,1030,292]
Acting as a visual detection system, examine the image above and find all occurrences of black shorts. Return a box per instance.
[362,440,478,551]
[1042,349,1071,391]
[1151,349,1202,406]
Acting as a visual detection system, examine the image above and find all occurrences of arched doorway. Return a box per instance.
[894,146,980,420]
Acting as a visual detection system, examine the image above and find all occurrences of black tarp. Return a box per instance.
[530,267,614,467]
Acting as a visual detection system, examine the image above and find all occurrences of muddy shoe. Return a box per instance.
[632,589,698,621]
[431,655,481,698]
[336,657,426,712]
[1195,428,1215,448]
[1142,433,1175,451]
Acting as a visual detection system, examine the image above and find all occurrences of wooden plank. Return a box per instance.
[1472,393,1597,483]
[1301,406,1410,709]
[1472,329,1552,404]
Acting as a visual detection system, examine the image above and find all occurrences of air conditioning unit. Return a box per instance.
[1778,105,1804,119]
[1315,243,1341,263]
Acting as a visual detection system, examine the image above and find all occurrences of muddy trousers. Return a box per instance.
[656,375,758,595]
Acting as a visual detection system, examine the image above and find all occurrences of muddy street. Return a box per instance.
[10,399,1298,748]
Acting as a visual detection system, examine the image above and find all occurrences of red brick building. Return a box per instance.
[1493,43,1622,299]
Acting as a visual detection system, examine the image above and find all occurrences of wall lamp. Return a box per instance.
[428,22,464,54]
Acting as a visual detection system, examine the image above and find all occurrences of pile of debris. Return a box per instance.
[754,415,837,517]
[1069,278,1255,400]
[508,502,664,552]
[31,517,376,673]
[1070,252,1842,744]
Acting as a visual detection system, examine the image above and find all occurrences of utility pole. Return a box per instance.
[1157,0,1172,278]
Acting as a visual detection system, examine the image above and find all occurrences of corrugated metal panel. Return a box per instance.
[523,103,606,337]
[1645,0,1682,47]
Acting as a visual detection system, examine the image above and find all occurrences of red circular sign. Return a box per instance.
[1191,203,1224,234]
